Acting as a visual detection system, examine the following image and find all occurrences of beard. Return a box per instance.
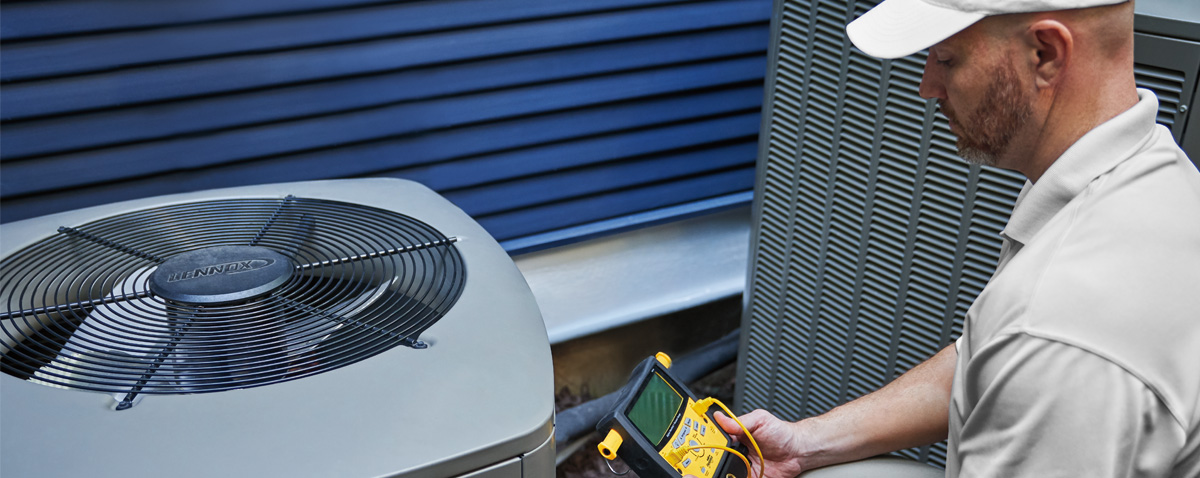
[939,59,1033,167]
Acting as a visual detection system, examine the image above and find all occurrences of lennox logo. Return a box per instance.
[166,259,276,282]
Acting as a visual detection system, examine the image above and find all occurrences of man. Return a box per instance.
[712,0,1200,476]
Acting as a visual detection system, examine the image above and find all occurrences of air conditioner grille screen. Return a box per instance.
[0,196,465,403]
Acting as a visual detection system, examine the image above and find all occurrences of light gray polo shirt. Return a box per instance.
[946,89,1200,477]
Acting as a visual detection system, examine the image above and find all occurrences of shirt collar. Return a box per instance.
[999,88,1160,246]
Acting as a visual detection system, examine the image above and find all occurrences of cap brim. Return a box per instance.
[846,0,985,59]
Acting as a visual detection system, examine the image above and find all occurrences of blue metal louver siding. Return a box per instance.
[739,0,1199,469]
[0,0,771,253]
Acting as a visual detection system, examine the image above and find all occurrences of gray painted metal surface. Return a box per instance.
[515,206,749,345]
[737,0,1199,469]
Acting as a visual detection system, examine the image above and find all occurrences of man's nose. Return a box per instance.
[918,54,945,100]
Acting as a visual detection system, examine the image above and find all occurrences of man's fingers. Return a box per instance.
[713,411,746,435]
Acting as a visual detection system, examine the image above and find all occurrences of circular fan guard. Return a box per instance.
[0,196,465,404]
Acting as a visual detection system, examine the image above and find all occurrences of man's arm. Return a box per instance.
[715,343,956,476]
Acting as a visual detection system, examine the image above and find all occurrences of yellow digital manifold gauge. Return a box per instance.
[595,353,754,478]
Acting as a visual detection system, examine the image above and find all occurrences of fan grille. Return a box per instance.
[0,196,465,404]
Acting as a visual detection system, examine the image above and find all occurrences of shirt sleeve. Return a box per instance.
[956,333,1184,478]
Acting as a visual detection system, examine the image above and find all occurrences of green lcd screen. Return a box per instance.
[627,372,684,446]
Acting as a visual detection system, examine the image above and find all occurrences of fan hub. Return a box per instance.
[150,246,294,305]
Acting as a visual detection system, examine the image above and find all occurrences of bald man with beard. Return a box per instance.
[703,1,1200,477]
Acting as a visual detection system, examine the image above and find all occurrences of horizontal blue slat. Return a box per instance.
[499,191,753,253]
[394,114,761,191]
[1,62,764,196]
[0,0,770,120]
[1,0,387,40]
[476,167,756,240]
[2,27,768,159]
[1,103,761,223]
[0,0,689,81]
[445,142,757,215]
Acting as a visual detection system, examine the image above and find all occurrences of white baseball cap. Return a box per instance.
[846,0,1127,59]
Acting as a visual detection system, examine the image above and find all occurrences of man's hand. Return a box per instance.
[713,409,808,478]
[690,345,956,478]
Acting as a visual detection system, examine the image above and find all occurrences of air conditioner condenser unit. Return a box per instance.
[0,178,554,478]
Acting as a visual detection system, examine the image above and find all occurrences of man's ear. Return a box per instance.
[1026,19,1073,89]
